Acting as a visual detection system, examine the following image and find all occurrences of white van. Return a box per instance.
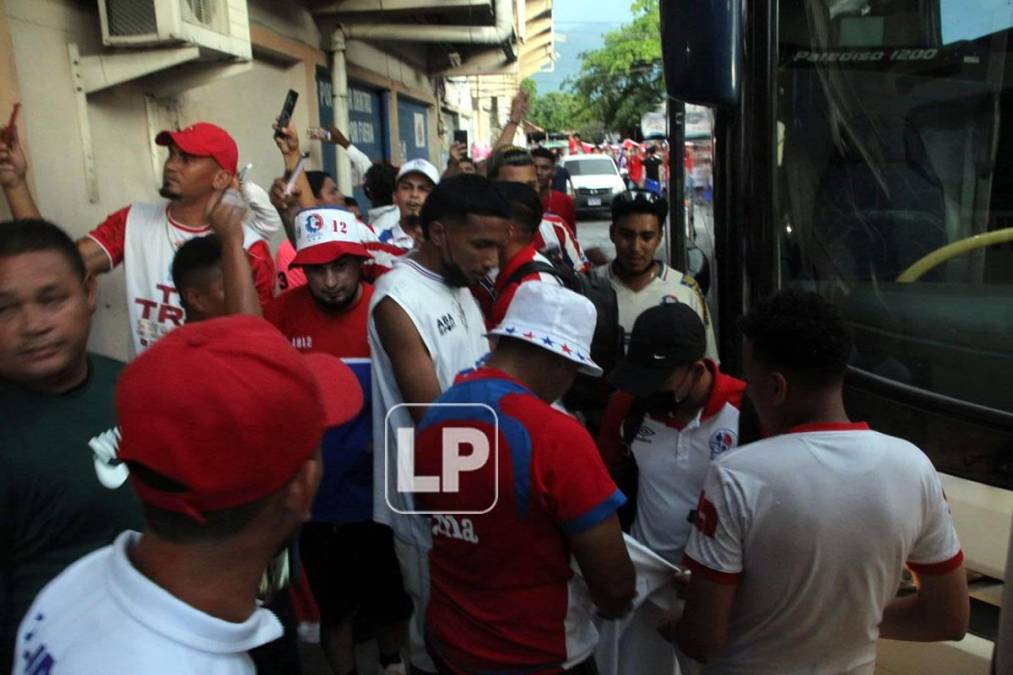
[562,155,627,217]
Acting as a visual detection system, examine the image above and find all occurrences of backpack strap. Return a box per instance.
[620,397,649,449]
[501,260,568,290]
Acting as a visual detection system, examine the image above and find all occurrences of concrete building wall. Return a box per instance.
[1,0,458,361]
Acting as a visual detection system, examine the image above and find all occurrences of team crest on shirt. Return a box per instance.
[709,428,737,459]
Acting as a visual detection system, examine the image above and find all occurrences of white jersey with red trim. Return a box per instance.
[597,362,746,565]
[88,203,271,358]
[534,214,590,272]
[594,261,717,360]
[683,424,963,675]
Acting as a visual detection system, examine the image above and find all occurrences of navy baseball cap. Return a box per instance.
[608,303,706,397]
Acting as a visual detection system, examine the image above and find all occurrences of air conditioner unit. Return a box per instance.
[97,0,251,60]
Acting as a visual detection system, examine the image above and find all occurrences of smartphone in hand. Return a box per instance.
[453,129,468,147]
[274,90,299,139]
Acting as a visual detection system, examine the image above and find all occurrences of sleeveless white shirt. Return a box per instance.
[369,257,489,546]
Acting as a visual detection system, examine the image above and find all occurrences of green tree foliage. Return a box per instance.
[568,0,664,137]
[526,86,593,133]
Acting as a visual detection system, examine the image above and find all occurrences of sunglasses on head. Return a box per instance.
[615,190,664,205]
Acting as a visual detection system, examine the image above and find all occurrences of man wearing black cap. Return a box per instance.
[597,304,748,566]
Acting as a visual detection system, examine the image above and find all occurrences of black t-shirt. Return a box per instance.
[0,354,143,669]
[643,156,663,182]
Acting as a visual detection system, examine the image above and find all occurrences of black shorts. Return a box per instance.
[299,521,413,628]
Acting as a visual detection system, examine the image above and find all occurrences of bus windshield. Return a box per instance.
[775,0,1013,419]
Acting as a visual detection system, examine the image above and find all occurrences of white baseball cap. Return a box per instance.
[290,207,369,268]
[488,282,602,376]
[396,158,440,187]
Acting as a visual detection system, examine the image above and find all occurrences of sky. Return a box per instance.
[530,0,634,93]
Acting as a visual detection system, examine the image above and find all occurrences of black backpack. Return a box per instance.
[502,260,623,419]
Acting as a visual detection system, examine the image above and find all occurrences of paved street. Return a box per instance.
[574,216,616,263]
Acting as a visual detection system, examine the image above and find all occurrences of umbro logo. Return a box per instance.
[635,424,656,443]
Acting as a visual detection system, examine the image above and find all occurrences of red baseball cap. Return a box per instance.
[155,122,239,174]
[116,315,363,523]
[290,207,369,268]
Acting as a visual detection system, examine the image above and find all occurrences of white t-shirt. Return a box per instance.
[374,215,415,251]
[367,203,399,227]
[13,531,282,675]
[683,424,964,675]
[369,257,489,547]
[594,261,717,360]
[346,143,374,181]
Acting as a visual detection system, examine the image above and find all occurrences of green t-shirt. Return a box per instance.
[0,354,143,667]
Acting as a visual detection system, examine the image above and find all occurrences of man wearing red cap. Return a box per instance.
[12,315,363,674]
[0,121,276,358]
[264,207,411,675]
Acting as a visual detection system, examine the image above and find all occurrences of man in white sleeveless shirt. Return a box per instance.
[369,173,511,674]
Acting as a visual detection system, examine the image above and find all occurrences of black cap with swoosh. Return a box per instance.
[608,303,707,397]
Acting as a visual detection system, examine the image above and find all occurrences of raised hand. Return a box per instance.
[206,177,248,244]
[509,91,529,124]
[0,124,28,188]
[273,118,301,159]
[269,176,301,214]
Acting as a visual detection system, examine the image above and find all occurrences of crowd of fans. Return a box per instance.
[0,88,969,675]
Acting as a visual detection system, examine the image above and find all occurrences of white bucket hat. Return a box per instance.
[488,282,602,376]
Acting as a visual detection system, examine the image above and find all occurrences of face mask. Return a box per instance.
[644,389,679,416]
[645,368,694,415]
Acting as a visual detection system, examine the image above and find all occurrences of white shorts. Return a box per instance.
[393,536,436,673]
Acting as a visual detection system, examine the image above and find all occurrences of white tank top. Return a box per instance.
[368,257,490,546]
[121,204,265,358]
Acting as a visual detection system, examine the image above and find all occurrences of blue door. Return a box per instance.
[347,82,388,209]
[397,96,430,163]
[315,66,337,183]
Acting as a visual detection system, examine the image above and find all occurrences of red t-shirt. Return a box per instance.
[263,283,373,358]
[275,239,307,294]
[415,368,625,673]
[628,155,644,183]
[264,283,375,524]
[542,190,576,233]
